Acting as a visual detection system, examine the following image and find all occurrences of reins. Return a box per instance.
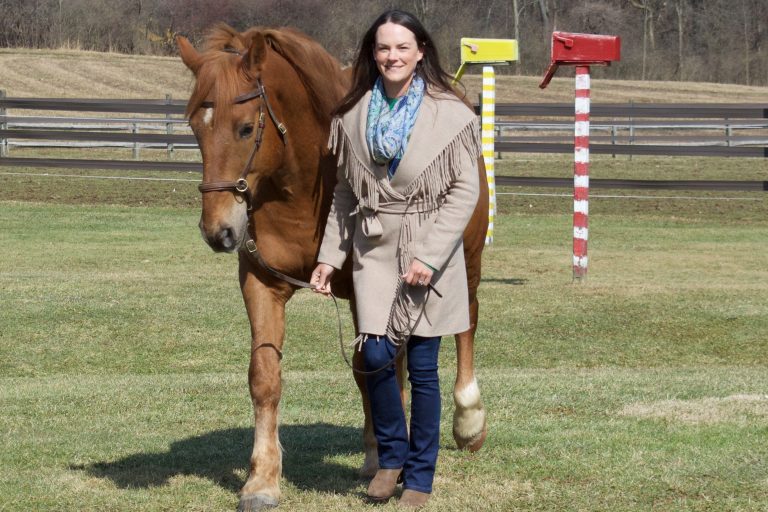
[196,67,436,376]
[243,236,438,376]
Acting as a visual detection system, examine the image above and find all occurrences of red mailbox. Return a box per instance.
[539,32,621,88]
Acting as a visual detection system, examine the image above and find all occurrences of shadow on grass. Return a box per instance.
[481,277,528,285]
[73,423,363,494]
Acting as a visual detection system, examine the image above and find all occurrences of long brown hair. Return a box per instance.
[333,9,460,116]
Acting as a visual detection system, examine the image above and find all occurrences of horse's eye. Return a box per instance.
[239,124,254,139]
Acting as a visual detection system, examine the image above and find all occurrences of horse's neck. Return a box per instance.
[251,150,334,242]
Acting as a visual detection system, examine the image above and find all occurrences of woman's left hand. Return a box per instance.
[401,259,434,287]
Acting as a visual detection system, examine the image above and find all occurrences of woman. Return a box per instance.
[311,9,480,509]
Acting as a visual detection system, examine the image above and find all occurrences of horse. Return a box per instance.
[177,24,488,511]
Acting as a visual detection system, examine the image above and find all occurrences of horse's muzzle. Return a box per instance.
[200,220,241,253]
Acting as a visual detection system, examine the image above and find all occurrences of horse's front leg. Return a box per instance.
[452,296,487,451]
[237,259,293,511]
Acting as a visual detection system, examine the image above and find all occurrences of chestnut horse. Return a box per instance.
[177,25,487,511]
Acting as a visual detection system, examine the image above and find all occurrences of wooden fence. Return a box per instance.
[1,95,766,191]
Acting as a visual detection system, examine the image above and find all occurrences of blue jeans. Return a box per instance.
[363,334,441,494]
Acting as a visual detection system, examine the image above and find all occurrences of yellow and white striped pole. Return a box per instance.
[481,66,496,245]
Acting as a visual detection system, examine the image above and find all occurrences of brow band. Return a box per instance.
[199,87,265,109]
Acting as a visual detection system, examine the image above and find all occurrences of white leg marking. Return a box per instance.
[453,378,485,439]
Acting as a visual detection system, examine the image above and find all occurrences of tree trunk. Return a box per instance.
[742,0,750,85]
[538,0,549,29]
[513,0,521,74]
[630,0,650,80]
[675,0,684,81]
[413,0,429,25]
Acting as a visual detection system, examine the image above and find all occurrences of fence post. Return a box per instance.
[725,117,732,147]
[166,93,174,159]
[132,123,139,160]
[0,90,7,157]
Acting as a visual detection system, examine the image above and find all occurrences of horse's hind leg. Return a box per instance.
[452,296,487,451]
[238,262,292,511]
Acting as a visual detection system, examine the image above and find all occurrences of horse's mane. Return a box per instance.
[187,24,348,125]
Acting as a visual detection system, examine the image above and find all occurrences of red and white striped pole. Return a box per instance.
[573,65,590,281]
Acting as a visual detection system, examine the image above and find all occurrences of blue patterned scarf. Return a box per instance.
[366,75,425,178]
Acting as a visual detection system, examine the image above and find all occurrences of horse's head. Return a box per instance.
[177,25,346,253]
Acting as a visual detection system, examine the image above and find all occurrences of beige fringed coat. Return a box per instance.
[317,89,481,337]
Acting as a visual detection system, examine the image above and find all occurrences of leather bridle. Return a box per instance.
[196,78,287,212]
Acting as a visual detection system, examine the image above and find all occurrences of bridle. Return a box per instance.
[196,77,287,212]
[193,63,431,376]
[195,75,311,291]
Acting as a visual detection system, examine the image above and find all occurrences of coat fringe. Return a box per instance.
[329,116,480,213]
[329,115,480,341]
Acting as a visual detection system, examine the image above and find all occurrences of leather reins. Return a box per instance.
[195,72,432,376]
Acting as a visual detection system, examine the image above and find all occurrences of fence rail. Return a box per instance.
[485,103,768,118]
[1,95,766,191]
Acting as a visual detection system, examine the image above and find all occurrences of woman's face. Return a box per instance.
[373,22,424,98]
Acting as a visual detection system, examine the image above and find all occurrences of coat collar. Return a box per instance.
[339,89,475,194]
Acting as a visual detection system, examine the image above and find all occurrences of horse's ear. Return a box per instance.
[177,35,202,75]
[244,32,268,72]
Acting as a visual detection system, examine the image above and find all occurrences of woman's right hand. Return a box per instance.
[310,263,335,296]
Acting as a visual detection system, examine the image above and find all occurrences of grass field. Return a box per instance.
[2,181,767,511]
[2,49,768,511]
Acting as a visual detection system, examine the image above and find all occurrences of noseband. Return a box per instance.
[196,78,287,211]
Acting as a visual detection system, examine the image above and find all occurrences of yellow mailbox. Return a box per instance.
[454,38,519,82]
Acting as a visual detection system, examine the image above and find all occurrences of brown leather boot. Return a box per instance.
[398,489,430,508]
[366,468,402,502]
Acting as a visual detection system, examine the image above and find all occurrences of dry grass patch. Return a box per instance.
[0,48,192,98]
[3,47,767,104]
[619,394,768,425]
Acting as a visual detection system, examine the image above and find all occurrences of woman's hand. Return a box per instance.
[401,259,434,287]
[310,263,335,296]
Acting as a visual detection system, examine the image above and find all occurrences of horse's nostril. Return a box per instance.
[218,227,236,250]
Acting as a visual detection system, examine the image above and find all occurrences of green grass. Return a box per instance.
[2,46,767,511]
[1,181,767,510]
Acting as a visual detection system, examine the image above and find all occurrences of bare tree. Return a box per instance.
[674,0,685,80]
[741,0,751,84]
[630,0,653,80]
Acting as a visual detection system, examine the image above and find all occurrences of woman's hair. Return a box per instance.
[333,9,461,116]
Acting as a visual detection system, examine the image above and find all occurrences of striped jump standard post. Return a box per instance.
[573,66,590,280]
[538,31,621,281]
[453,38,519,245]
[481,66,496,245]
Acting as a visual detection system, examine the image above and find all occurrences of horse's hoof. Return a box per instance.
[465,423,487,452]
[453,420,487,452]
[237,494,279,511]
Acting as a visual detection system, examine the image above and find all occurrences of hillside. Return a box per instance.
[1,47,767,104]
